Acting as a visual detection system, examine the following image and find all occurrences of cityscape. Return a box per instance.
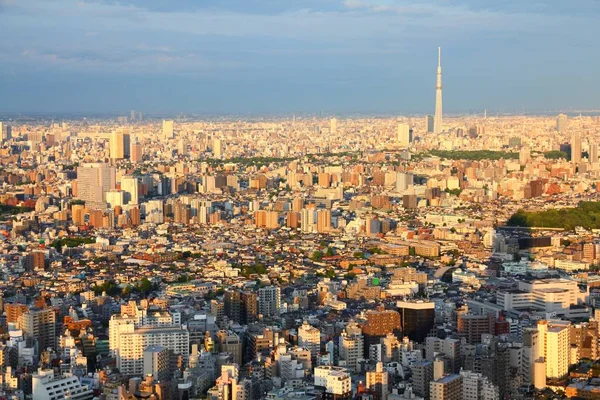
[2,1,600,400]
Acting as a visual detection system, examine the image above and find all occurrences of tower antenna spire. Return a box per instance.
[438,47,441,68]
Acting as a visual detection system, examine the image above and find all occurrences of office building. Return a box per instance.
[426,115,434,133]
[457,313,495,344]
[121,175,139,205]
[76,163,116,207]
[397,301,435,343]
[590,142,598,164]
[163,119,174,139]
[571,132,582,163]
[131,141,143,162]
[110,131,129,160]
[397,123,412,146]
[213,138,223,158]
[556,113,568,132]
[0,122,11,141]
[330,118,338,134]
[362,308,401,358]
[433,47,443,134]
[317,209,332,233]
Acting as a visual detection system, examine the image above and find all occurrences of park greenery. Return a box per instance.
[425,150,519,161]
[542,150,569,160]
[51,237,95,251]
[507,202,600,230]
[0,204,33,216]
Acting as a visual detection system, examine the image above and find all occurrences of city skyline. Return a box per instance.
[1,0,599,114]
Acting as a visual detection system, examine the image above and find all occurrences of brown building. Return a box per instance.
[25,250,46,271]
[6,304,29,324]
[457,314,495,344]
[362,308,401,358]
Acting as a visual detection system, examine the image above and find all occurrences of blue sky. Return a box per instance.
[0,0,598,115]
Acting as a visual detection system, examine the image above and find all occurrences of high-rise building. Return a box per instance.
[6,304,29,324]
[162,120,174,139]
[457,313,495,344]
[25,250,46,271]
[590,142,598,164]
[298,321,321,360]
[0,122,12,142]
[397,301,435,343]
[116,325,189,376]
[121,176,139,205]
[258,286,281,318]
[317,209,332,233]
[367,362,389,400]
[397,123,412,146]
[411,361,433,399]
[426,115,434,133]
[556,113,568,132]
[143,345,170,382]
[242,291,258,324]
[571,132,582,164]
[110,131,125,160]
[430,374,461,400]
[131,142,143,162]
[20,308,56,351]
[538,320,569,379]
[362,308,401,358]
[339,322,364,373]
[213,139,223,158]
[460,370,500,400]
[433,47,443,134]
[76,163,116,208]
[519,146,531,166]
[224,291,242,324]
[330,118,338,134]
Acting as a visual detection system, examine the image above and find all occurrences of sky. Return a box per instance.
[0,0,599,115]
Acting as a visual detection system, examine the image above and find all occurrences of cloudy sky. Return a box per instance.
[0,0,598,115]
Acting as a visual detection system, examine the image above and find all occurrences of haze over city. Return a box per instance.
[1,0,600,114]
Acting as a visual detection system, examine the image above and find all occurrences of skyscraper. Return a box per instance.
[589,142,598,164]
[330,118,338,134]
[76,163,116,208]
[0,122,12,142]
[121,176,139,205]
[110,131,125,160]
[162,119,174,140]
[20,308,56,351]
[556,114,568,132]
[426,115,434,133]
[571,132,582,164]
[397,123,412,147]
[434,47,443,134]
